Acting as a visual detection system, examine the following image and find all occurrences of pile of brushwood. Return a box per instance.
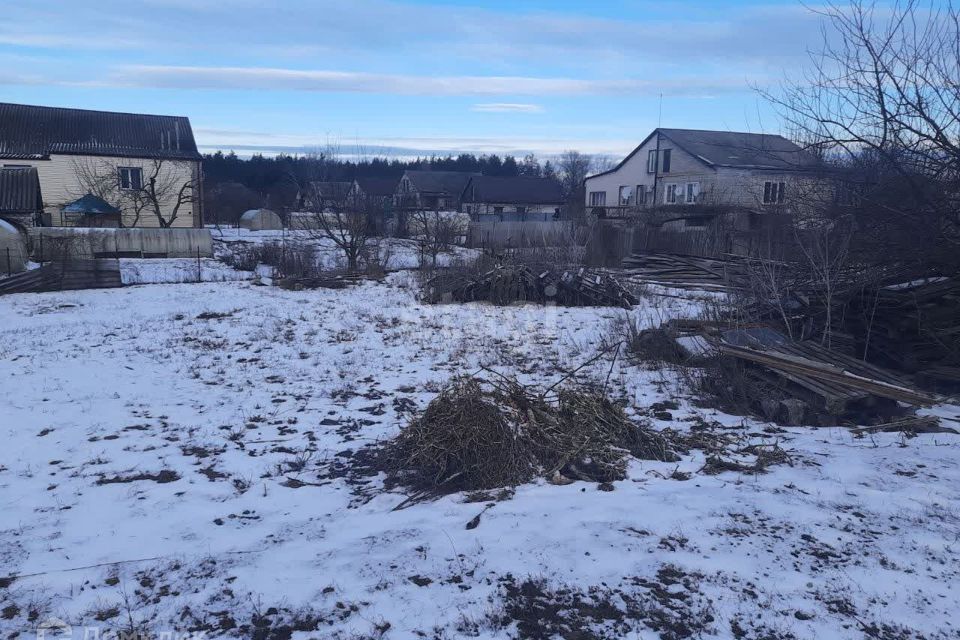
[424,264,637,308]
[383,375,677,495]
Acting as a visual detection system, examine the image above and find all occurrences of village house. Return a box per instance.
[0,102,203,228]
[583,128,827,218]
[350,177,398,212]
[394,170,479,211]
[461,175,564,221]
[303,181,353,211]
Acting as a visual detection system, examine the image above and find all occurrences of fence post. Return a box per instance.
[196,246,202,283]
[38,233,43,264]
[6,247,10,277]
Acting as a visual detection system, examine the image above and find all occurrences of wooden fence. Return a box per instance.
[466,221,581,250]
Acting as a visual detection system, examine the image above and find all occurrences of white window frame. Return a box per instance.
[647,150,657,173]
[763,181,786,205]
[588,191,607,207]
[665,183,678,205]
[619,185,633,206]
[685,182,700,204]
[118,166,143,191]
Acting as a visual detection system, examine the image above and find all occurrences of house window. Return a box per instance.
[636,185,646,205]
[763,181,786,204]
[836,182,862,207]
[685,182,700,204]
[619,186,633,206]
[118,167,143,191]
[665,184,678,204]
[588,191,606,206]
[662,149,672,173]
[493,206,504,214]
[647,150,658,173]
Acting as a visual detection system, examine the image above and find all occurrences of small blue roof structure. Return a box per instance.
[62,193,121,215]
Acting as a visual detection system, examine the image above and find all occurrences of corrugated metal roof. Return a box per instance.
[0,102,202,161]
[355,177,398,197]
[464,176,563,204]
[62,193,121,215]
[0,167,42,213]
[404,170,479,196]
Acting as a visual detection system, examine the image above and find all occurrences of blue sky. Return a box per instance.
[0,0,826,159]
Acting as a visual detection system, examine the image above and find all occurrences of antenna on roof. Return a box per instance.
[658,93,663,128]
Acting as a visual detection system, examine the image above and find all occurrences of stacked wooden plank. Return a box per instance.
[425,265,637,308]
[620,253,752,290]
[0,259,122,295]
[715,328,939,417]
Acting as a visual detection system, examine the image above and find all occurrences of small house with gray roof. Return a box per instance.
[394,170,480,211]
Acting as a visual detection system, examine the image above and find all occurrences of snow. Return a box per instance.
[1,277,959,639]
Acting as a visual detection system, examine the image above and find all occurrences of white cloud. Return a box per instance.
[471,103,544,113]
[105,64,759,97]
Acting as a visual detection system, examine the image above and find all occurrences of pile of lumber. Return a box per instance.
[276,273,370,290]
[621,253,754,290]
[714,327,939,420]
[425,265,637,308]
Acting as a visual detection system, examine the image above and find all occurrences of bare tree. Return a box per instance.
[763,0,960,265]
[410,209,467,269]
[557,150,592,219]
[138,160,197,228]
[71,158,195,227]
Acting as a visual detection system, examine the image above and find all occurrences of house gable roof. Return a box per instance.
[403,170,480,196]
[463,175,563,205]
[354,177,398,197]
[0,102,201,161]
[0,167,42,213]
[586,128,822,181]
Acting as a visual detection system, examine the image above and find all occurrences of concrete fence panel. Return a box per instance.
[28,228,213,260]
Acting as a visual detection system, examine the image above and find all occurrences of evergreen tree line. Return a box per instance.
[202,150,563,222]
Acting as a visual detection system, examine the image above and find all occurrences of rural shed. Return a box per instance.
[60,193,122,228]
[0,166,43,228]
[239,208,283,231]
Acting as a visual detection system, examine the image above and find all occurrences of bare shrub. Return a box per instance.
[220,241,322,278]
[608,315,690,366]
[384,375,677,495]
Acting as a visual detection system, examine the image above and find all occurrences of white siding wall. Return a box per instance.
[4,154,201,227]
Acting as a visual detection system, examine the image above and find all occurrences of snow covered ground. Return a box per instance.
[1,277,959,639]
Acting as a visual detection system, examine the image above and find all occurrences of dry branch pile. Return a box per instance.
[384,376,677,494]
[424,265,637,308]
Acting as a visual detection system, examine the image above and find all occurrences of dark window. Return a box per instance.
[516,206,526,215]
[662,149,672,173]
[636,185,646,205]
[493,206,504,214]
[118,167,143,191]
[647,150,657,173]
[763,181,786,204]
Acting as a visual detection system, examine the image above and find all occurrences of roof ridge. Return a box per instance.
[0,101,191,121]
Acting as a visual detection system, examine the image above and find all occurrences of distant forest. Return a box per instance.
[202,150,562,222]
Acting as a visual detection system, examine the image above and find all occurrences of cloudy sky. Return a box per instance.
[0,0,826,159]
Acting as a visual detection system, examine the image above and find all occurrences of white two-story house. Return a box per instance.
[584,128,826,216]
